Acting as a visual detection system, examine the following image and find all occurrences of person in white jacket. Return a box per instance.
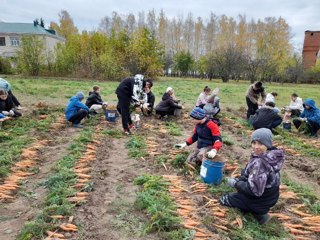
[289,93,303,117]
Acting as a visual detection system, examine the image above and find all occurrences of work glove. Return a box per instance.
[207,149,217,159]
[142,103,149,109]
[9,110,15,116]
[2,111,10,116]
[174,142,187,149]
[299,117,307,122]
[227,177,238,187]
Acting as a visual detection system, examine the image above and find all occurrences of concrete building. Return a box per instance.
[0,21,65,57]
[302,31,320,69]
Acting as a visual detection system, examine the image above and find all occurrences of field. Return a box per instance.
[0,76,319,240]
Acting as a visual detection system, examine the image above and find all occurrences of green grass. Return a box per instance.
[6,76,320,111]
[17,126,95,240]
[102,129,123,138]
[165,121,182,136]
[134,174,193,239]
[126,135,147,158]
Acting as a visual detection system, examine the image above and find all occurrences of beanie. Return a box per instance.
[76,91,85,100]
[190,107,206,120]
[166,87,173,93]
[251,128,273,149]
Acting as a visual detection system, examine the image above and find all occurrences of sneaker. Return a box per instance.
[72,123,84,128]
[123,129,132,135]
[16,106,23,110]
[254,213,272,225]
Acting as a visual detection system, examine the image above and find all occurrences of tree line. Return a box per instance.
[0,10,319,83]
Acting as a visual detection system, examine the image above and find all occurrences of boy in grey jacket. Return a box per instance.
[220,128,284,224]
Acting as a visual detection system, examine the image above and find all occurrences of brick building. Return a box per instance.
[302,31,320,69]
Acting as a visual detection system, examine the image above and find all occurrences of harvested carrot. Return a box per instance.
[77,173,91,179]
[50,215,64,219]
[212,212,225,217]
[286,227,310,235]
[178,205,196,211]
[212,223,228,231]
[76,192,89,197]
[73,183,86,189]
[307,226,320,232]
[46,230,65,238]
[59,223,78,231]
[68,196,86,203]
[77,179,90,183]
[236,217,243,229]
[290,209,312,217]
[74,168,91,174]
[283,223,306,229]
[269,213,291,220]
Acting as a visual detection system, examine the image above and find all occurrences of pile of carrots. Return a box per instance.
[163,175,215,239]
[44,216,78,239]
[0,140,49,201]
[51,116,69,130]
[145,137,162,158]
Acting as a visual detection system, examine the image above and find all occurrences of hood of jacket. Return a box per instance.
[303,98,317,109]
[162,92,171,101]
[252,148,284,173]
[70,95,81,102]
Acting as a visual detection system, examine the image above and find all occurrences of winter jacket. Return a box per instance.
[300,98,320,124]
[0,78,11,92]
[234,148,284,213]
[155,93,181,113]
[246,84,266,104]
[203,97,220,116]
[65,96,89,120]
[86,91,103,108]
[115,76,147,103]
[0,95,14,112]
[251,106,282,130]
[147,91,155,110]
[289,97,303,112]
[196,92,209,106]
[186,119,222,150]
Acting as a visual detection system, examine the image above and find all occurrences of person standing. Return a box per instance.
[115,74,148,135]
[245,81,266,119]
[65,92,89,128]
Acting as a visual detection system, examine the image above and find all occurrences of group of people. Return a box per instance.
[246,81,320,137]
[0,78,22,120]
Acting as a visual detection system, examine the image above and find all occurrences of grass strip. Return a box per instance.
[134,174,192,239]
[126,135,147,158]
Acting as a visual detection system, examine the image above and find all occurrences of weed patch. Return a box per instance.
[126,136,147,158]
[165,122,182,136]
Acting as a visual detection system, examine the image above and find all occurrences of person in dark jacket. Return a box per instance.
[142,79,155,115]
[85,86,107,114]
[0,89,22,117]
[115,74,148,134]
[220,128,284,225]
[293,98,320,137]
[65,92,89,128]
[155,87,182,118]
[250,102,282,130]
[175,107,222,166]
[246,81,266,119]
[0,78,22,109]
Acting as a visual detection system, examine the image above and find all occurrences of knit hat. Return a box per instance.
[76,91,85,100]
[251,128,273,149]
[190,107,206,120]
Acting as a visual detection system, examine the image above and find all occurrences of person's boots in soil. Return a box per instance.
[253,213,271,225]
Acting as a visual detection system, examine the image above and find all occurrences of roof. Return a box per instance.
[0,22,65,41]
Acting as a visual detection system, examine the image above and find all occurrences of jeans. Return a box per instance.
[246,97,258,119]
[117,96,132,130]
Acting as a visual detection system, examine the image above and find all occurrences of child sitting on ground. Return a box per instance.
[175,107,222,166]
[85,86,107,114]
[0,89,22,117]
[220,128,284,225]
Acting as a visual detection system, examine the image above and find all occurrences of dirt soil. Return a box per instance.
[0,127,81,240]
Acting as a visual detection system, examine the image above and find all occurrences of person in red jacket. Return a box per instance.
[175,107,222,166]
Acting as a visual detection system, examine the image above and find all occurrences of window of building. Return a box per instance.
[0,37,5,46]
[10,37,20,46]
[311,33,314,36]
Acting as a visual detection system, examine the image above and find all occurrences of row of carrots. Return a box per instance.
[45,124,103,240]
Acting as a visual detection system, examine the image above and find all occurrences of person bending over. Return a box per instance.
[65,92,89,128]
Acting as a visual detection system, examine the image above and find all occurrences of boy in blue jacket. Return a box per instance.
[293,98,320,137]
[65,92,89,128]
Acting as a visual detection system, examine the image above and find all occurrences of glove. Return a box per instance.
[174,142,187,149]
[299,117,307,122]
[207,149,217,159]
[227,177,237,187]
[142,103,149,109]
[2,111,9,116]
[9,110,15,116]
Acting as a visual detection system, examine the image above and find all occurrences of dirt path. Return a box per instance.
[0,127,81,239]
[73,126,160,240]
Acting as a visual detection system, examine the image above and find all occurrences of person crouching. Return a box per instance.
[175,107,222,166]
[220,128,284,225]
[65,92,89,128]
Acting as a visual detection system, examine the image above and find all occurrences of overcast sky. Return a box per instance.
[1,0,320,50]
